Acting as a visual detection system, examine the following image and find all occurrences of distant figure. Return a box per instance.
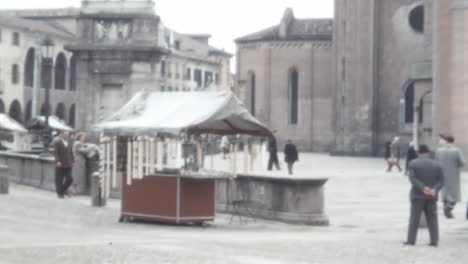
[220,136,230,159]
[385,136,402,172]
[405,142,417,175]
[404,145,444,247]
[284,140,299,175]
[267,130,280,171]
[72,132,92,195]
[435,135,465,219]
[53,131,74,199]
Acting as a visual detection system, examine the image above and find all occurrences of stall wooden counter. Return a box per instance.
[121,172,229,224]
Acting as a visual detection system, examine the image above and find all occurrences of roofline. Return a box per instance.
[236,35,333,44]
[0,20,76,41]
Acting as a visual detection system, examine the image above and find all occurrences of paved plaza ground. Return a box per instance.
[1,153,468,263]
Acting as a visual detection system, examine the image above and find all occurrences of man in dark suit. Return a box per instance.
[404,145,444,247]
[267,130,280,171]
[53,131,74,198]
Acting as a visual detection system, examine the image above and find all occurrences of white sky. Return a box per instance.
[0,0,334,54]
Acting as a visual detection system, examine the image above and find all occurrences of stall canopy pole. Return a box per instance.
[133,137,138,180]
[243,143,248,174]
[126,138,132,185]
[149,137,155,174]
[112,136,117,189]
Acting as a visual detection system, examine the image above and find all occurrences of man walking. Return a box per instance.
[404,145,444,247]
[284,140,299,175]
[53,131,74,198]
[267,130,280,171]
[435,135,465,218]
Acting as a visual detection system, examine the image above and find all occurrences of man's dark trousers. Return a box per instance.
[407,198,439,245]
[268,153,280,170]
[55,167,73,197]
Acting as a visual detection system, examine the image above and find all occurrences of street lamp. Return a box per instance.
[41,36,54,154]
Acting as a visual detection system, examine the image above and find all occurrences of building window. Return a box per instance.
[194,69,202,88]
[25,100,32,123]
[249,72,256,116]
[215,73,220,85]
[12,32,20,46]
[160,61,166,76]
[409,5,424,33]
[9,100,23,124]
[55,103,66,120]
[204,72,213,88]
[24,48,35,87]
[41,60,52,89]
[186,68,191,80]
[11,64,19,84]
[161,86,165,91]
[54,53,67,90]
[404,83,423,124]
[289,69,299,125]
[174,40,180,50]
[69,104,76,128]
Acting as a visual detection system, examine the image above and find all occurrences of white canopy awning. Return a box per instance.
[32,116,74,132]
[0,113,27,133]
[93,91,272,136]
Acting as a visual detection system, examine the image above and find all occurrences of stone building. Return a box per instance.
[236,1,437,154]
[0,12,77,127]
[235,9,334,151]
[0,0,231,133]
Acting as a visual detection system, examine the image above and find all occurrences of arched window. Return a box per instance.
[25,100,32,123]
[40,102,51,116]
[0,99,5,113]
[409,5,424,33]
[55,103,66,121]
[9,100,22,124]
[248,72,256,116]
[54,53,67,90]
[289,68,299,125]
[24,48,35,87]
[11,64,19,84]
[69,104,76,128]
[404,82,423,124]
[69,55,77,91]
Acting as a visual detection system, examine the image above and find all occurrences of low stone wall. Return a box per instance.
[216,174,329,225]
[0,152,55,192]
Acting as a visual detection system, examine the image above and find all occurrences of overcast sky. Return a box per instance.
[0,0,333,54]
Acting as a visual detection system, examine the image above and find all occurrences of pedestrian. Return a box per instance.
[72,132,92,195]
[284,139,298,175]
[385,136,402,172]
[435,135,465,219]
[404,144,444,247]
[267,130,280,171]
[405,141,417,175]
[53,131,74,199]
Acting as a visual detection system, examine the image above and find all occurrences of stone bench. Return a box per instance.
[0,165,9,194]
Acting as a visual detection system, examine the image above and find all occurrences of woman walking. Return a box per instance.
[72,132,92,194]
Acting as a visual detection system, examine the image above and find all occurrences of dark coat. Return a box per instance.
[406,146,417,170]
[284,143,298,163]
[408,157,444,201]
[268,136,278,154]
[53,139,74,168]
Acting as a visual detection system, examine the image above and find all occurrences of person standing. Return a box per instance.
[267,130,280,171]
[405,142,418,175]
[284,140,299,175]
[435,135,465,219]
[404,145,444,247]
[220,135,229,159]
[53,131,74,198]
[386,137,402,172]
[72,132,92,195]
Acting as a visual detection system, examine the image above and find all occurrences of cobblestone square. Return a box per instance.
[1,154,467,263]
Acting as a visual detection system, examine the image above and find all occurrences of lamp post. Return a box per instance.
[41,36,55,153]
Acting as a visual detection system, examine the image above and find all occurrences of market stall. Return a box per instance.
[93,91,271,224]
[0,113,30,152]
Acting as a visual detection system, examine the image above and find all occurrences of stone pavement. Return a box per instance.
[0,153,467,264]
